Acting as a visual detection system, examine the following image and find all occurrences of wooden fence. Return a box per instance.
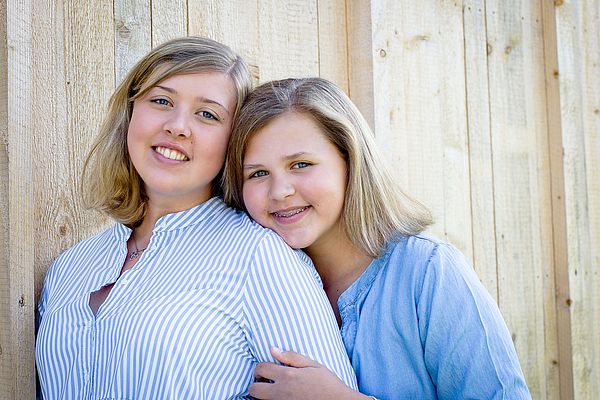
[1,1,598,399]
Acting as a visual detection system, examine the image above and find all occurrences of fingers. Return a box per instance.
[254,362,282,382]
[270,346,321,368]
[248,381,272,399]
[250,362,292,400]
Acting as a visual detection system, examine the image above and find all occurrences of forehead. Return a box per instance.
[255,111,322,138]
[246,112,339,157]
[136,64,229,97]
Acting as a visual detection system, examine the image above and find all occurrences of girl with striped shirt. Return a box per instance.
[36,38,356,399]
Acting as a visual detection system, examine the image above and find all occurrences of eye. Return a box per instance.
[151,98,171,106]
[199,110,218,121]
[291,162,311,169]
[248,170,269,179]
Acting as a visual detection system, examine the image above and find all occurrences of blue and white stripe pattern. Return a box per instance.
[36,197,357,399]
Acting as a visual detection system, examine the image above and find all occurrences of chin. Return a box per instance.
[280,235,312,250]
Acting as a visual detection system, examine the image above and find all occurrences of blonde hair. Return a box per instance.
[223,77,432,258]
[82,36,252,226]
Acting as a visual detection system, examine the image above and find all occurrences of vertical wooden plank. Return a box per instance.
[115,0,151,84]
[151,0,186,47]
[317,0,348,93]
[257,0,319,82]
[486,1,559,397]
[463,1,499,299]
[50,0,114,277]
[6,0,35,397]
[556,0,600,398]
[369,0,473,260]
[0,1,12,398]
[541,1,575,398]
[32,0,69,306]
[346,0,374,128]
[188,0,260,81]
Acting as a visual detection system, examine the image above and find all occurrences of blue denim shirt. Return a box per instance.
[338,235,531,399]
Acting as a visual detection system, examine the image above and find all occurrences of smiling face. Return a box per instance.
[242,112,348,251]
[127,72,236,211]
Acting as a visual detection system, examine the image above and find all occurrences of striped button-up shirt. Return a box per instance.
[36,197,357,399]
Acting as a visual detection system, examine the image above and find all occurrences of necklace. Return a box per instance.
[128,238,147,261]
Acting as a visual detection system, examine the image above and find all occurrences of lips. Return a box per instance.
[154,146,189,161]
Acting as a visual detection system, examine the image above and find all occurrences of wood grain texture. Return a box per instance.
[257,0,319,82]
[51,0,114,247]
[6,0,35,397]
[152,0,186,47]
[369,0,473,260]
[0,1,12,398]
[541,0,574,398]
[346,0,374,128]
[187,0,260,82]
[463,1,499,300]
[486,1,559,397]
[115,0,151,84]
[317,0,349,92]
[556,0,600,398]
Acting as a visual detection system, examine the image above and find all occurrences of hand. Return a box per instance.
[249,347,362,400]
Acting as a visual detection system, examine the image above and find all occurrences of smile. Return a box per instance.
[272,206,309,218]
[154,146,189,161]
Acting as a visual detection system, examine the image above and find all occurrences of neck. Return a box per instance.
[306,234,374,326]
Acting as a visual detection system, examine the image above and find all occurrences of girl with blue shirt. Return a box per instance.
[223,77,531,399]
[35,39,356,399]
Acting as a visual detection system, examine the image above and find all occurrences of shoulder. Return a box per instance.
[42,225,117,290]
[386,234,472,275]
[206,202,319,282]
[249,228,317,279]
[381,234,446,279]
[378,234,478,298]
[205,200,270,240]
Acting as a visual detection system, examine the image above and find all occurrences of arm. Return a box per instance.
[243,233,357,394]
[418,243,531,399]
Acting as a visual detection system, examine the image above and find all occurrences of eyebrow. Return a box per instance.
[243,152,312,169]
[154,85,231,116]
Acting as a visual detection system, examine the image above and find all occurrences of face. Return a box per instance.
[242,112,348,251]
[127,72,236,211]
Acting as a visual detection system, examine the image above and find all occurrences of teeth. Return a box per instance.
[155,146,188,161]
[273,207,308,217]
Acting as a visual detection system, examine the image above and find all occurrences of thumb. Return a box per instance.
[270,347,321,368]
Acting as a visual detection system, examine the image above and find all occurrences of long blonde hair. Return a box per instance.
[82,36,252,226]
[223,77,432,257]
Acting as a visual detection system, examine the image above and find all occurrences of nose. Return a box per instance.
[269,174,295,200]
[164,109,192,137]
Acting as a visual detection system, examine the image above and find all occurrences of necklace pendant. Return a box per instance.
[129,250,140,261]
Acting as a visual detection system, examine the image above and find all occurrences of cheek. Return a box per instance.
[204,128,232,159]
[242,184,266,221]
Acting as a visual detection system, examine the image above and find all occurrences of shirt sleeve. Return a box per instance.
[242,231,358,389]
[417,243,531,399]
[37,259,57,328]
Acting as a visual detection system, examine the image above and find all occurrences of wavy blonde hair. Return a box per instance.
[82,36,252,226]
[223,77,432,258]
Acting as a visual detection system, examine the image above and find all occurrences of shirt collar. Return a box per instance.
[112,196,227,240]
[337,236,405,310]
